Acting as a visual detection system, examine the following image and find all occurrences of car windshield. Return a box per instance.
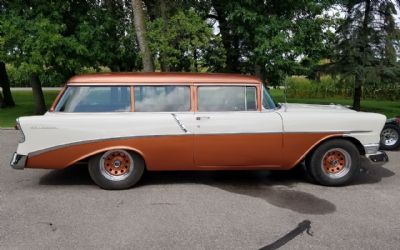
[262,85,278,109]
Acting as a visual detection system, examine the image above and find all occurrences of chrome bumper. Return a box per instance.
[363,143,389,165]
[10,153,27,170]
[365,151,389,165]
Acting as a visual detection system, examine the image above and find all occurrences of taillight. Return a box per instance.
[15,119,25,143]
[396,117,400,125]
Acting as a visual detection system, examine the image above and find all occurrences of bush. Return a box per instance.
[284,75,400,101]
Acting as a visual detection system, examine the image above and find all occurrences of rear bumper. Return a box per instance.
[10,153,27,170]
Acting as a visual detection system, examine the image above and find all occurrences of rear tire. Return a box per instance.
[306,139,360,186]
[88,149,144,190]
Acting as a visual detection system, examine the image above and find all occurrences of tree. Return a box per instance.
[210,0,241,73]
[0,0,87,113]
[147,10,225,72]
[76,0,140,72]
[0,1,15,108]
[333,0,400,110]
[132,0,154,71]
[199,0,336,83]
[1,0,142,113]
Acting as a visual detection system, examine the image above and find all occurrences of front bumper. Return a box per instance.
[363,143,389,165]
[10,153,27,170]
[365,151,389,165]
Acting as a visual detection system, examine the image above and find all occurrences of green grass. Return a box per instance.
[0,89,398,128]
[269,89,400,118]
[0,90,59,127]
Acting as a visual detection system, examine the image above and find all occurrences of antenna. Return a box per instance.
[283,78,288,104]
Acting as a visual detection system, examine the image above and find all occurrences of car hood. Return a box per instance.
[280,103,356,113]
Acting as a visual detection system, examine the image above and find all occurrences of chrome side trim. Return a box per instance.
[171,113,190,133]
[10,153,27,170]
[343,130,372,134]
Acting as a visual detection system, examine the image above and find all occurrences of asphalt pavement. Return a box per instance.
[0,129,399,250]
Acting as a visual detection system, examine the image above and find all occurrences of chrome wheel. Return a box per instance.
[99,150,134,181]
[381,127,399,147]
[321,148,351,179]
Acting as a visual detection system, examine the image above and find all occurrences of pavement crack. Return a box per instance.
[150,202,178,206]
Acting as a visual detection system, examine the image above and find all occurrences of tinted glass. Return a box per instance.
[198,86,257,111]
[134,86,190,112]
[55,86,131,112]
[246,86,257,111]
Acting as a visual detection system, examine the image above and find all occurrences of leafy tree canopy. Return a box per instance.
[147,9,225,72]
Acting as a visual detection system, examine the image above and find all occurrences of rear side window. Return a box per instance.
[197,86,257,111]
[55,86,131,112]
[134,86,190,112]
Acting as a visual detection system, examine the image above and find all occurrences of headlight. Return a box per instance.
[15,119,25,143]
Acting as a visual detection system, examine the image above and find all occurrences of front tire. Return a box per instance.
[306,139,360,186]
[88,149,145,190]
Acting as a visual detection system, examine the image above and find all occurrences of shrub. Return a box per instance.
[284,75,399,101]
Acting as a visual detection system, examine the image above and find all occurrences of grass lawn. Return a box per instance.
[0,90,59,127]
[0,89,398,128]
[269,89,400,118]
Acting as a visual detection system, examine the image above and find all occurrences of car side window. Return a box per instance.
[55,86,131,112]
[197,86,257,112]
[134,85,190,112]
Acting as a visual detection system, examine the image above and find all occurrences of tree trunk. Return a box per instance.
[0,61,15,108]
[353,74,362,111]
[352,0,371,111]
[254,64,262,80]
[159,0,170,72]
[30,74,47,115]
[131,0,154,72]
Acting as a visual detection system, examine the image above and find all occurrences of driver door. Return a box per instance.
[194,85,283,168]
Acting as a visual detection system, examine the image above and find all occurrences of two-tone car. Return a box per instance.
[11,73,388,189]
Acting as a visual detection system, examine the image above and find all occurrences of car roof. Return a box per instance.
[67,72,261,85]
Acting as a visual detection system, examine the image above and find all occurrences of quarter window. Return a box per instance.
[55,86,131,112]
[262,85,277,109]
[197,86,257,112]
[134,86,190,112]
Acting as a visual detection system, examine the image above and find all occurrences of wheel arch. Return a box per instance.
[74,146,147,169]
[304,136,365,163]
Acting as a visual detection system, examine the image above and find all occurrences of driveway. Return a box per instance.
[0,129,399,249]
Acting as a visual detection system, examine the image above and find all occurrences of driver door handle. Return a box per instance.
[196,116,210,120]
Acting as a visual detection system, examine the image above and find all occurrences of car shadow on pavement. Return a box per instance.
[141,163,394,214]
[39,164,93,186]
[141,167,337,215]
[354,162,395,185]
[38,161,394,214]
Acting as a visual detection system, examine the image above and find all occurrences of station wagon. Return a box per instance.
[11,73,388,189]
